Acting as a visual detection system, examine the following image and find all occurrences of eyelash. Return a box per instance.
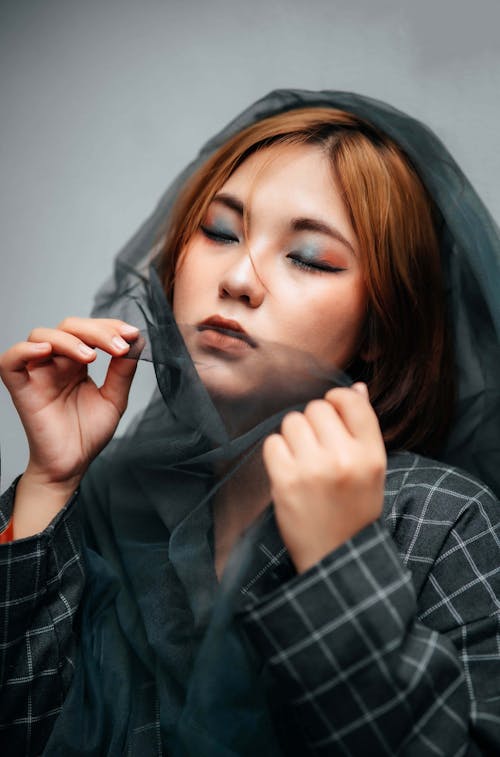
[200,227,344,274]
[201,226,238,245]
[287,254,344,274]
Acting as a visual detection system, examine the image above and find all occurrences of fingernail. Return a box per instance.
[112,336,129,351]
[352,381,369,397]
[120,324,140,336]
[78,344,95,357]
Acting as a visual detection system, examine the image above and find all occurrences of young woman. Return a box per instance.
[0,91,499,756]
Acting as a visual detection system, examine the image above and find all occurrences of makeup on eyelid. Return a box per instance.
[202,200,349,255]
[288,242,347,266]
[201,220,349,272]
[201,210,241,239]
[173,143,367,399]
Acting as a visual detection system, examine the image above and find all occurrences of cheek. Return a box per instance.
[297,282,367,361]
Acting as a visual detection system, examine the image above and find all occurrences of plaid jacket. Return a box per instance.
[0,451,499,755]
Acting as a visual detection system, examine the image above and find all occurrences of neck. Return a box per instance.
[212,444,271,580]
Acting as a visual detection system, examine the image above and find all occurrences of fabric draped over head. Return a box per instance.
[92,88,500,497]
[43,90,500,755]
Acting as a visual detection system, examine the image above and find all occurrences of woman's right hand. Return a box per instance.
[0,317,141,491]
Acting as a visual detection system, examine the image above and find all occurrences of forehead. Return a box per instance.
[218,143,340,214]
[213,143,357,252]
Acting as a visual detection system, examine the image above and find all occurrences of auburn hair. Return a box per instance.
[157,108,455,455]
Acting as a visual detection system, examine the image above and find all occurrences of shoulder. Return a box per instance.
[383,451,499,594]
[384,450,498,519]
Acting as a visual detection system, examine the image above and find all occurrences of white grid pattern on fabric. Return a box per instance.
[0,451,499,754]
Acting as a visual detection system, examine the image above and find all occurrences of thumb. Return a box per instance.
[100,355,138,415]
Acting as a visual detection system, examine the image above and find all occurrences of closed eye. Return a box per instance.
[287,253,345,274]
[201,225,239,244]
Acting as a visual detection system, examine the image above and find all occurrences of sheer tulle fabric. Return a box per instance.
[39,90,500,753]
[92,88,500,497]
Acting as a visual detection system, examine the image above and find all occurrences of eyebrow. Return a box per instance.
[212,192,356,255]
[290,218,356,255]
[212,193,244,215]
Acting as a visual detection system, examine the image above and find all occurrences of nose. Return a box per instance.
[218,249,266,308]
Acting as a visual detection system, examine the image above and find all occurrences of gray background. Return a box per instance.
[1,0,499,490]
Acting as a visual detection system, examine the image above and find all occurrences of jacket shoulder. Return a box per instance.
[384,450,498,519]
[383,451,499,598]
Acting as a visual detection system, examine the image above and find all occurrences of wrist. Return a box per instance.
[11,469,80,540]
[24,462,83,496]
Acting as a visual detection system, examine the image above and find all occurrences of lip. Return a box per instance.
[197,315,257,348]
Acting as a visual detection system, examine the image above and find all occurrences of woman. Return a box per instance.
[0,91,499,756]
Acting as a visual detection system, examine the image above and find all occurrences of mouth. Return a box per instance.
[197,315,257,348]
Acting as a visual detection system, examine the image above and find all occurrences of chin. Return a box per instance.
[195,363,256,401]
[195,362,283,433]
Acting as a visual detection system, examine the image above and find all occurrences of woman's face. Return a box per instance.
[173,143,367,405]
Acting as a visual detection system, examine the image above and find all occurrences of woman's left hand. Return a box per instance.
[262,383,387,573]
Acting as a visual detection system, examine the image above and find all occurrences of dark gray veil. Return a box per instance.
[92,88,500,497]
[43,90,500,755]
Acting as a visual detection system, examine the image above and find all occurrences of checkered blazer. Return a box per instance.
[0,451,499,755]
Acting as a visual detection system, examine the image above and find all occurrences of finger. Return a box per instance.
[0,342,53,389]
[303,399,349,447]
[27,327,100,362]
[99,356,138,416]
[56,317,140,347]
[324,386,382,441]
[351,381,369,399]
[28,324,134,361]
[279,410,319,458]
[262,433,294,476]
